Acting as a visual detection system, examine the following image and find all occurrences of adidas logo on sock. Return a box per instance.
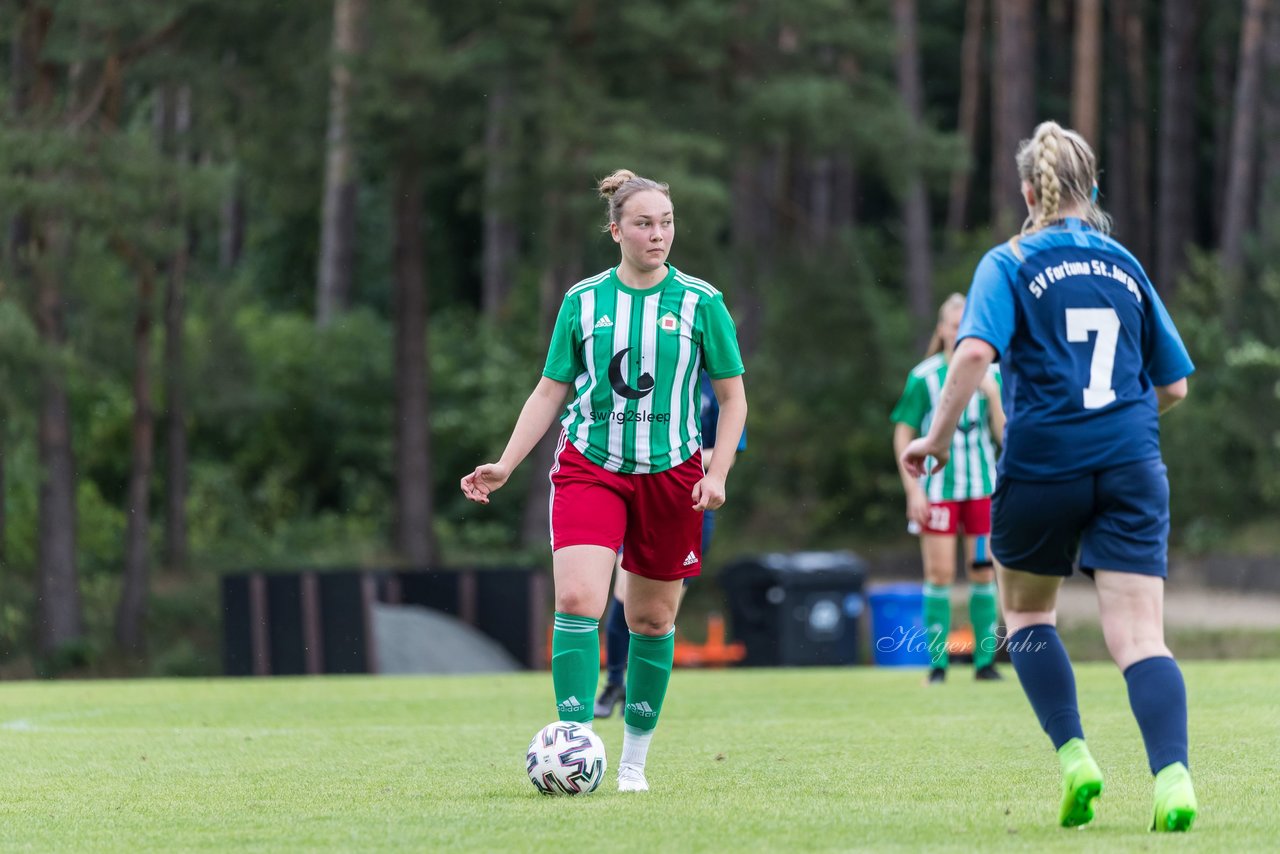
[682,551,698,567]
[626,700,657,717]
[594,315,614,329]
[558,696,585,713]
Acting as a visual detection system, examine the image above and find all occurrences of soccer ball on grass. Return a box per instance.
[526,721,607,795]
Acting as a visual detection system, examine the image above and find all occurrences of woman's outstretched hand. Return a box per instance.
[460,463,511,505]
[900,437,949,479]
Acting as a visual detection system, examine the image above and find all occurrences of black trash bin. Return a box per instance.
[720,551,867,666]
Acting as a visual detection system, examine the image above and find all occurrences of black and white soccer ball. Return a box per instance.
[525,721,607,795]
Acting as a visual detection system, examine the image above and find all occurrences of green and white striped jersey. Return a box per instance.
[890,353,1001,500]
[543,265,744,474]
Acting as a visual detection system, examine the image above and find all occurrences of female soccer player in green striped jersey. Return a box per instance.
[461,169,747,793]
[892,294,1006,684]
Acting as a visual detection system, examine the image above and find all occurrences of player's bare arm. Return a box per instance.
[892,422,931,526]
[1156,378,1188,415]
[461,377,572,504]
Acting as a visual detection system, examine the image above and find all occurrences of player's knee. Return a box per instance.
[1103,624,1169,667]
[923,562,957,586]
[625,612,673,636]
[554,590,602,619]
[1002,608,1056,635]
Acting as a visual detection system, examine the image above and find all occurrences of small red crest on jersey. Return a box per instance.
[659,312,679,332]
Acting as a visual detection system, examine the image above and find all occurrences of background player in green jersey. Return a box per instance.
[892,293,1005,684]
[461,169,747,793]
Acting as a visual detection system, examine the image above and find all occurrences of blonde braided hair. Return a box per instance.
[1031,129,1062,230]
[1009,121,1110,259]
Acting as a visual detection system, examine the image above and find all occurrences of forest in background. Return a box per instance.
[0,0,1278,676]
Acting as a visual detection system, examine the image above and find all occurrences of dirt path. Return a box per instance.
[1051,579,1280,629]
[937,578,1280,629]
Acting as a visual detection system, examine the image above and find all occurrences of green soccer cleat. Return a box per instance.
[1151,762,1197,832]
[1057,738,1104,828]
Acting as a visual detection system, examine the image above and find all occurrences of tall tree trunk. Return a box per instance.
[163,237,189,572]
[115,247,156,654]
[218,173,245,271]
[316,0,367,327]
[3,8,37,568]
[728,152,766,356]
[1071,0,1103,149]
[35,220,83,659]
[1209,22,1237,237]
[482,72,518,320]
[833,152,858,231]
[722,8,770,358]
[1105,0,1134,246]
[0,425,6,567]
[1045,0,1072,104]
[19,3,82,661]
[991,0,1037,235]
[164,85,192,573]
[8,3,38,253]
[806,154,833,249]
[1123,5,1152,266]
[1261,0,1280,258]
[1155,0,1200,294]
[519,185,582,549]
[947,0,985,233]
[893,0,933,330]
[1220,0,1268,279]
[392,154,433,566]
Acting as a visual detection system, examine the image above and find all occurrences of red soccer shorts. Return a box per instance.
[549,432,704,581]
[921,496,992,536]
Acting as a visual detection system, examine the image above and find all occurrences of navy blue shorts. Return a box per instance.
[991,458,1170,578]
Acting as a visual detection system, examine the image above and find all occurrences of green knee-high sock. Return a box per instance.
[623,628,675,732]
[969,581,999,669]
[552,612,599,724]
[923,583,951,668]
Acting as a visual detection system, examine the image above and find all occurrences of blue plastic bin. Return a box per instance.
[867,582,932,667]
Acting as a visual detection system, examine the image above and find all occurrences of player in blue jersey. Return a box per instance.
[901,121,1197,832]
[596,372,745,718]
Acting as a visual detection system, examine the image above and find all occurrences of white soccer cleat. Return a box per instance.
[617,763,649,793]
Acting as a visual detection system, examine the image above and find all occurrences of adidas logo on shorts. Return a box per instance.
[682,551,698,567]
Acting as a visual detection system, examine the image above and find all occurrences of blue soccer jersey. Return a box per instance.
[958,218,1194,481]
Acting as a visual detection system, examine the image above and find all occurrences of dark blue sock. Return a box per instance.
[605,597,629,687]
[1124,656,1189,775]
[1008,624,1084,750]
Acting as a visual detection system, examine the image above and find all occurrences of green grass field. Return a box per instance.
[2,661,1277,852]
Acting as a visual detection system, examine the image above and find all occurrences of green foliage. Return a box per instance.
[1162,252,1280,550]
[705,231,921,558]
[0,0,1277,675]
[182,301,396,566]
